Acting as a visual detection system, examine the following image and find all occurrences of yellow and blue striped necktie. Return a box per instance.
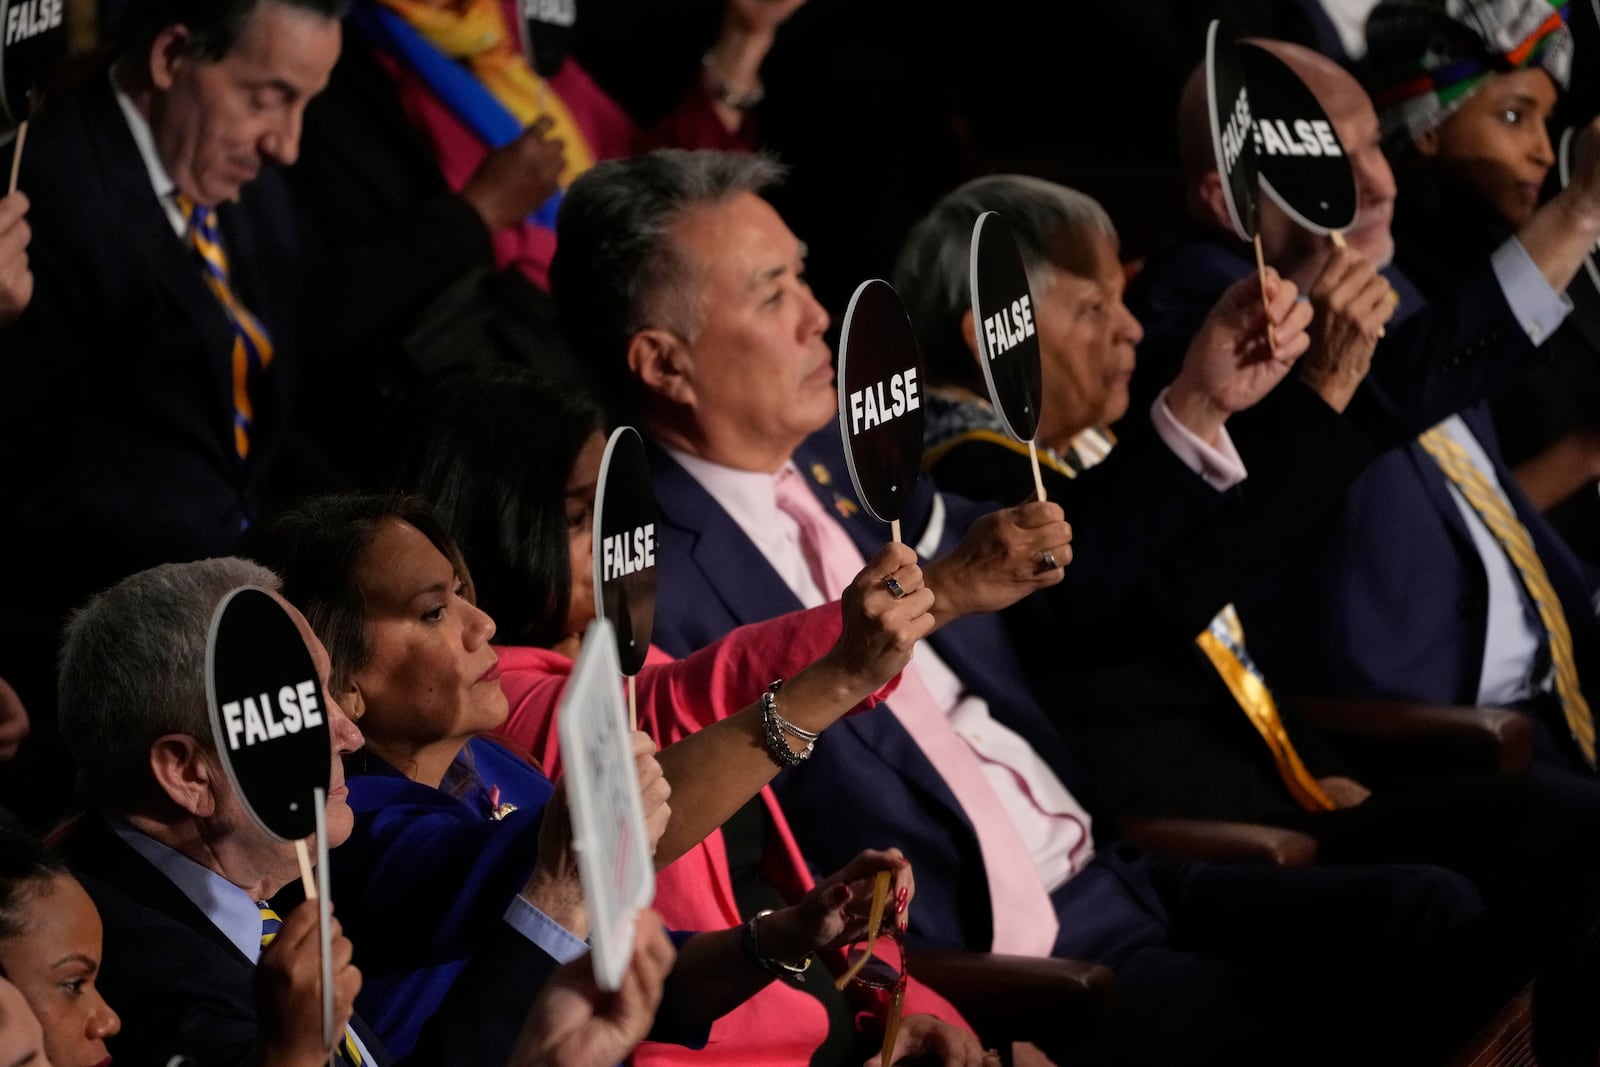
[258,904,365,1066]
[1418,423,1597,768]
[177,196,273,460]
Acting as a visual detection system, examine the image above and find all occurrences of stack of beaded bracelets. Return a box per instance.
[760,679,820,767]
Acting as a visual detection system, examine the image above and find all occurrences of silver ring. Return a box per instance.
[884,576,907,599]
[1040,550,1059,571]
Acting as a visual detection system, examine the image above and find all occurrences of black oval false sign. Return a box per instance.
[1239,43,1357,235]
[205,587,331,842]
[520,0,574,76]
[1206,20,1259,242]
[969,212,1042,443]
[592,426,658,677]
[0,0,67,135]
[837,279,926,525]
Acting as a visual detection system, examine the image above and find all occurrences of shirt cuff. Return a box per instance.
[1493,237,1573,345]
[1151,389,1248,491]
[503,895,590,963]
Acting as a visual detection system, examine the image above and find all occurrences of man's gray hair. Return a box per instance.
[894,174,1117,395]
[59,558,282,814]
[551,148,786,415]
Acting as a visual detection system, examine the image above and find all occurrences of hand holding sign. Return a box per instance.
[967,211,1047,501]
[256,903,361,1067]
[0,191,30,325]
[205,587,339,1047]
[1560,125,1600,299]
[556,620,656,992]
[837,279,926,543]
[1233,41,1391,338]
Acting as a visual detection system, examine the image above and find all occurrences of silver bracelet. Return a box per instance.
[760,679,816,766]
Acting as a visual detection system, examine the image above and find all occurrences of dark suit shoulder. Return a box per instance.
[59,820,266,1067]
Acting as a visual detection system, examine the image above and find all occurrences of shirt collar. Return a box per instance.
[108,818,266,965]
[110,68,188,239]
[657,442,794,539]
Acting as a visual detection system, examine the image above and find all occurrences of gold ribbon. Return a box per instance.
[1196,605,1337,812]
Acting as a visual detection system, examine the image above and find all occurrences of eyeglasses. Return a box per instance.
[835,870,907,1064]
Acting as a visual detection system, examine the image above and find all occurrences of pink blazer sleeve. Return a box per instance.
[495,599,903,778]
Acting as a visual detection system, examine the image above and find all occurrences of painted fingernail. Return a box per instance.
[896,886,908,913]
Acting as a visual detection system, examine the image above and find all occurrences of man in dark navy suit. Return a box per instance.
[1131,40,1600,787]
[0,0,346,826]
[551,147,1509,1065]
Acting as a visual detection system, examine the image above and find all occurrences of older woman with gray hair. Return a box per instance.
[895,172,1316,517]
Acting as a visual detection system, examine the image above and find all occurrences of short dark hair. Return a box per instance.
[551,148,785,416]
[0,830,70,945]
[401,367,607,648]
[113,0,349,62]
[243,494,467,694]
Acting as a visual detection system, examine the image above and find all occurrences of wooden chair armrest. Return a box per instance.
[912,950,1115,1046]
[1117,816,1318,866]
[1292,695,1534,777]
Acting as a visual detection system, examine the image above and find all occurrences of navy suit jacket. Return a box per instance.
[1128,227,1600,773]
[647,430,1166,954]
[1251,401,1600,773]
[2,71,317,627]
[61,813,563,1067]
[59,816,395,1067]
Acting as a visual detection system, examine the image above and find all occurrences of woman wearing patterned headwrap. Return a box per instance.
[1364,0,1600,562]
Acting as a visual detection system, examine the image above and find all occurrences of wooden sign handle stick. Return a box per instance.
[1027,440,1047,502]
[8,121,27,195]
[294,838,319,900]
[313,787,335,1064]
[1252,233,1277,350]
[627,674,638,731]
[890,519,902,544]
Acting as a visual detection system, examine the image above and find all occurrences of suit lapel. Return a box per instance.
[648,440,981,836]
[83,76,239,446]
[648,441,811,622]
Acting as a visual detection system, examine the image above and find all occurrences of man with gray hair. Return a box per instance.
[52,558,665,1067]
[55,557,374,1066]
[552,148,1494,1064]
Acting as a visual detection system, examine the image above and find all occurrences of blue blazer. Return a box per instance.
[647,430,1166,954]
[1251,401,1600,773]
[335,739,556,1059]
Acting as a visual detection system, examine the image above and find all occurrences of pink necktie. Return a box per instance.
[771,468,1061,956]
